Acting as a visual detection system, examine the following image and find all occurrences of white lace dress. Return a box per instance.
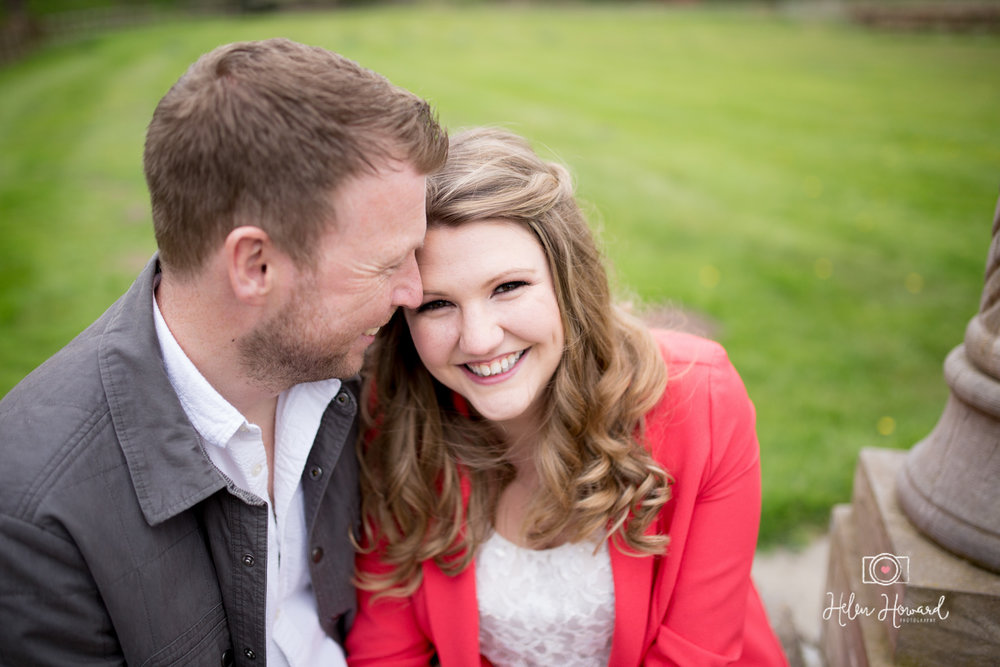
[475,531,615,666]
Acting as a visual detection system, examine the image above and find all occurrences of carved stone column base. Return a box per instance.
[822,448,1000,666]
[896,345,1000,574]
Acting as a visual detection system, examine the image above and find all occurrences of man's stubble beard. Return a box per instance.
[237,287,360,392]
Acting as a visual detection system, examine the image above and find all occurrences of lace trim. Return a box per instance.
[476,531,615,666]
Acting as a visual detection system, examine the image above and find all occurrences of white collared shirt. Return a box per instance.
[153,294,346,667]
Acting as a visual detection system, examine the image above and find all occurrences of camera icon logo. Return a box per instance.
[862,553,909,586]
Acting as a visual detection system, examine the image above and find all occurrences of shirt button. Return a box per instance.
[242,553,255,567]
[311,546,324,563]
[244,648,256,660]
[309,465,323,480]
[251,463,263,477]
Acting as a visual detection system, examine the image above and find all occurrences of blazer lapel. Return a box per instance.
[422,559,481,665]
[608,539,655,667]
[423,472,482,665]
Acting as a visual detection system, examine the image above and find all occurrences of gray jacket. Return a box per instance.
[0,257,361,666]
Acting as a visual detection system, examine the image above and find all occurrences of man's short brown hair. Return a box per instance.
[143,38,447,276]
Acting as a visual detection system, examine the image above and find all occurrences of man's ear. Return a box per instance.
[224,226,275,305]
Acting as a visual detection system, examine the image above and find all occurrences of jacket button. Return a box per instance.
[336,392,348,405]
[309,465,323,480]
[311,546,324,563]
[242,553,255,567]
[244,647,256,660]
[221,648,234,666]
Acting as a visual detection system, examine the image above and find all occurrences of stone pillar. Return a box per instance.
[895,193,1000,574]
[822,194,1000,666]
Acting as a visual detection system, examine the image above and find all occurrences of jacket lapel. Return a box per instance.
[609,490,676,666]
[422,472,483,665]
[101,255,226,526]
[422,557,482,665]
[609,539,655,667]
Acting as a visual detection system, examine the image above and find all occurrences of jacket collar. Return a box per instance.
[99,255,226,526]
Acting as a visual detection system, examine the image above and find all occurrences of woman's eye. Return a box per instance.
[495,281,528,295]
[416,299,451,313]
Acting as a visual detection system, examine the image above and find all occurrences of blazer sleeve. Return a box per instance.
[345,547,435,667]
[643,344,780,666]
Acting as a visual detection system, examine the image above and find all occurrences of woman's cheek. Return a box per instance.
[412,318,451,367]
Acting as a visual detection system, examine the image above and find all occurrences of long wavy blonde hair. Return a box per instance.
[356,127,670,597]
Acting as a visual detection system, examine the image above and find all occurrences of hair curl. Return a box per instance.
[357,127,670,597]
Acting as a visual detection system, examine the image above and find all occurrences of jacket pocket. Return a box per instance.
[140,602,231,667]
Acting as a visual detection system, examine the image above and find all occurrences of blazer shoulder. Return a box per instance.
[644,329,751,444]
[648,328,730,373]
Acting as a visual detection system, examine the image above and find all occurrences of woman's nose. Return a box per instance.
[459,307,503,357]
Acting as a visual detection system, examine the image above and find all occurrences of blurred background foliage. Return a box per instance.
[1,0,998,547]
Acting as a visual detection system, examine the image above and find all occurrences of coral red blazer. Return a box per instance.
[347,331,788,666]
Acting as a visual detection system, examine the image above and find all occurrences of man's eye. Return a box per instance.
[416,299,451,313]
[495,281,528,295]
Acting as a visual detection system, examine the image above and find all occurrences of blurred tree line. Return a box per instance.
[2,0,998,75]
[0,0,331,61]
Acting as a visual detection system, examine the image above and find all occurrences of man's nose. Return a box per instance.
[392,254,423,310]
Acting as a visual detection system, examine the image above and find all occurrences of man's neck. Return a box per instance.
[156,272,282,499]
[243,398,278,503]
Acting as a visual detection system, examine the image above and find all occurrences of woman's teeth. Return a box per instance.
[466,350,523,378]
[364,326,380,336]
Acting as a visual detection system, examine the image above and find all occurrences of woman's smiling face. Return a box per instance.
[404,219,565,437]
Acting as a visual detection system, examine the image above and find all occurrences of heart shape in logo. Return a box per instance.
[880,565,892,574]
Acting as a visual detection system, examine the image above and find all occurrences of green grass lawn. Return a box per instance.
[2,3,998,547]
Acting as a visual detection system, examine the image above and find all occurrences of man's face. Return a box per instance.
[239,161,427,388]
